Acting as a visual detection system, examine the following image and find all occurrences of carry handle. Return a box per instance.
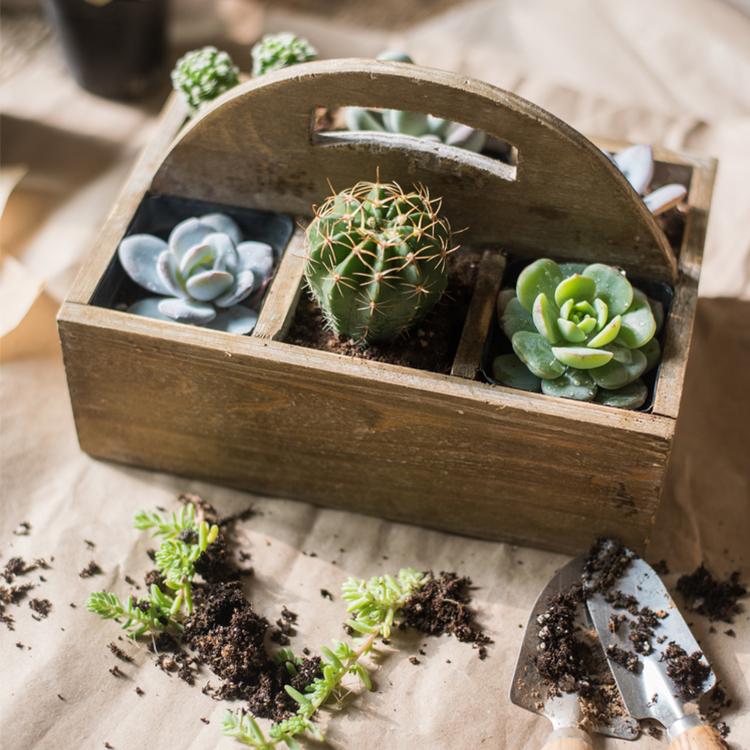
[154,59,677,284]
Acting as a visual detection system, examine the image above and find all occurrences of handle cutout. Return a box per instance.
[312,106,518,183]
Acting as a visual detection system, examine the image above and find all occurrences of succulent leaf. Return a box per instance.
[169,217,215,259]
[237,241,275,279]
[590,348,647,389]
[614,144,654,195]
[557,317,587,343]
[492,353,542,392]
[185,269,235,301]
[501,297,536,339]
[558,262,588,276]
[532,293,560,343]
[118,234,172,295]
[583,264,633,316]
[554,274,596,307]
[516,259,564,312]
[127,297,172,321]
[158,297,216,324]
[512,332,566,379]
[551,346,614,369]
[616,290,657,349]
[640,337,661,372]
[587,314,622,348]
[344,107,385,132]
[303,179,452,343]
[643,183,687,215]
[207,305,259,334]
[541,369,597,401]
[214,270,256,308]
[200,212,242,244]
[594,379,648,409]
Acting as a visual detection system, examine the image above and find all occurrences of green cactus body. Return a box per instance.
[493,258,662,409]
[304,180,454,343]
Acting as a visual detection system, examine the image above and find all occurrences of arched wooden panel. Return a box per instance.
[152,59,677,284]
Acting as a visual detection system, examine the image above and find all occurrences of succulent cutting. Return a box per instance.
[171,46,240,112]
[344,52,486,153]
[494,259,662,409]
[251,32,317,77]
[610,144,687,215]
[303,178,456,343]
[118,213,275,333]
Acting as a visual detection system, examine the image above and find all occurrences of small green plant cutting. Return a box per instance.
[87,503,219,636]
[223,568,428,748]
[493,259,662,409]
[304,178,457,343]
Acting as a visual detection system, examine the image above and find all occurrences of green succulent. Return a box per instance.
[251,32,317,77]
[303,179,454,343]
[171,47,240,112]
[494,259,662,409]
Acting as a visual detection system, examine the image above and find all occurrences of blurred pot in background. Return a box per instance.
[44,0,168,99]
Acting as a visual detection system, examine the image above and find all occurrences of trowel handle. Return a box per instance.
[540,726,593,750]
[669,725,727,749]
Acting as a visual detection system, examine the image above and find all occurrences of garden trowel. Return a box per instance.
[511,556,639,750]
[586,547,727,749]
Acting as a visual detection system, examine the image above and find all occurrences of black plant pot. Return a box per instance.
[44,0,168,99]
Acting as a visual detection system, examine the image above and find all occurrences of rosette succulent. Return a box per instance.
[118,213,275,334]
[304,179,455,343]
[251,32,317,77]
[493,259,663,409]
[611,144,687,215]
[171,47,240,112]
[344,52,486,153]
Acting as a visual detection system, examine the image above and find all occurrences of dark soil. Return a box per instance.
[606,643,641,673]
[400,572,493,659]
[79,560,103,578]
[29,598,51,620]
[109,642,134,663]
[661,642,711,701]
[148,632,197,685]
[582,538,634,595]
[676,565,747,623]
[285,250,481,374]
[184,581,321,721]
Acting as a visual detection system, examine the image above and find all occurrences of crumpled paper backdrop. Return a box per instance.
[1,2,748,748]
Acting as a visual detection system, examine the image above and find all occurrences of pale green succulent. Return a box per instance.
[118,213,275,334]
[251,32,317,77]
[171,47,239,112]
[493,259,663,409]
[344,52,487,153]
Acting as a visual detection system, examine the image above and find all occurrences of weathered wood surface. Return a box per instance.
[59,302,674,554]
[451,250,506,380]
[254,227,307,341]
[151,59,677,284]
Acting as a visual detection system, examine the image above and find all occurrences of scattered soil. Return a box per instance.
[29,598,51,620]
[661,642,711,702]
[149,632,197,685]
[183,581,321,721]
[3,556,34,583]
[606,643,641,673]
[320,589,333,601]
[108,665,125,678]
[79,560,103,578]
[400,572,493,659]
[108,642,134,663]
[286,250,481,374]
[582,538,634,595]
[676,565,747,623]
[13,521,31,536]
[651,560,670,575]
[271,605,297,646]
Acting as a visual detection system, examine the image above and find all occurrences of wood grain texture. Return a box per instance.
[652,157,717,418]
[254,227,307,341]
[451,250,506,379]
[669,726,727,750]
[58,302,674,554]
[151,59,677,284]
[66,92,188,304]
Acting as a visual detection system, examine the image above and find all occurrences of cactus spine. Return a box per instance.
[304,180,455,343]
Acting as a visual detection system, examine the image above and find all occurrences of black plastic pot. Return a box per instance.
[44,0,168,99]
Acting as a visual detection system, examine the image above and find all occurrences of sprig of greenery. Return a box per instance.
[87,502,219,635]
[223,567,428,748]
[86,584,177,638]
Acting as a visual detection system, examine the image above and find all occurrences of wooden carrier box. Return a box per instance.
[58,60,716,554]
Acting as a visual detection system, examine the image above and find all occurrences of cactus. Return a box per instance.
[251,32,317,77]
[118,213,275,334]
[171,47,239,112]
[303,179,455,343]
[494,259,663,409]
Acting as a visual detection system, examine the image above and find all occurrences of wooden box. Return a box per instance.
[58,60,716,554]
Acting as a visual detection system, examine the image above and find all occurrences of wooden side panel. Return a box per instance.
[59,304,674,554]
